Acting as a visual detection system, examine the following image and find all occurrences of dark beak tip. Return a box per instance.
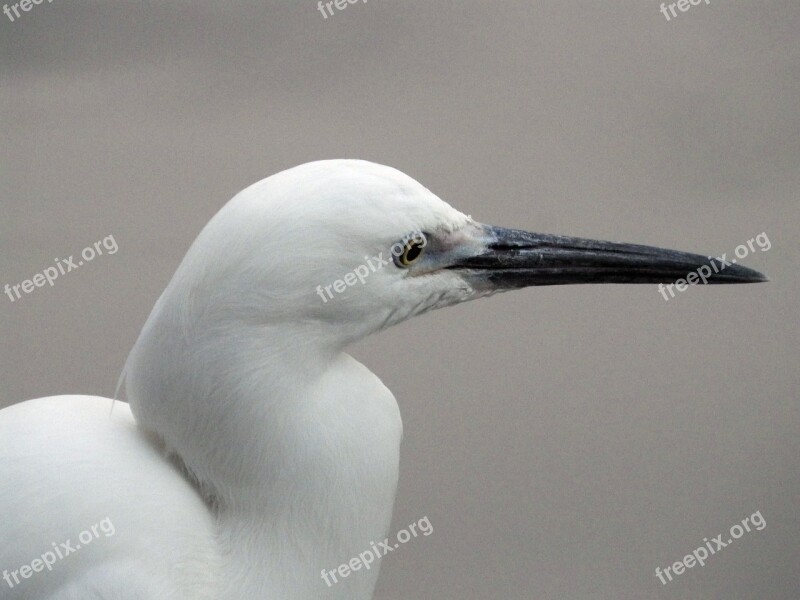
[724,265,770,284]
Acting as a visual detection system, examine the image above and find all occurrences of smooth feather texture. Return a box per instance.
[1,160,477,599]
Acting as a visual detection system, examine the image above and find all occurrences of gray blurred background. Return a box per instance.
[2,1,798,598]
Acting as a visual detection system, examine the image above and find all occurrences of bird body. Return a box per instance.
[0,160,766,599]
[0,396,219,600]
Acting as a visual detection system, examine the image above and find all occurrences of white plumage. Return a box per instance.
[0,160,766,599]
[1,161,476,599]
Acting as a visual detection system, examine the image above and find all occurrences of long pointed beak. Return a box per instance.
[449,225,768,289]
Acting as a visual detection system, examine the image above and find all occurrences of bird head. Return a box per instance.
[171,159,767,349]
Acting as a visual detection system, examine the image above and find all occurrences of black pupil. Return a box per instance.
[404,242,422,263]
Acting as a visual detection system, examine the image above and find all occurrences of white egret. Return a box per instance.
[0,160,766,599]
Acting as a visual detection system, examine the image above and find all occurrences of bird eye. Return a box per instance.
[394,235,426,268]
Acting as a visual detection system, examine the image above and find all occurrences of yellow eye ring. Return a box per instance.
[394,236,426,267]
